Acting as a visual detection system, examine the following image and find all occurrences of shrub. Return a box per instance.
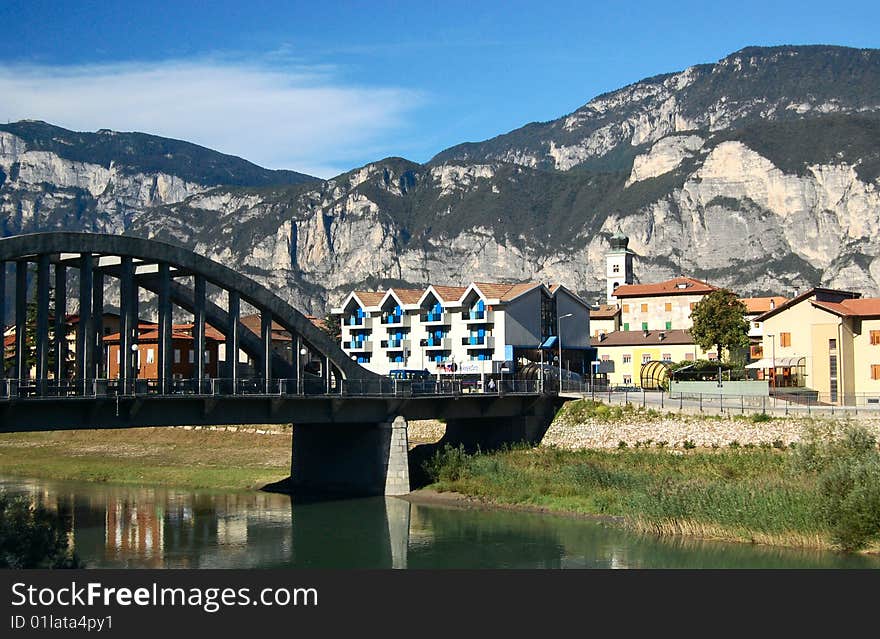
[772,439,787,450]
[751,413,772,423]
[617,441,628,450]
[655,440,668,449]
[818,456,880,551]
[0,493,82,568]
[423,444,471,483]
[682,439,696,450]
[728,440,741,449]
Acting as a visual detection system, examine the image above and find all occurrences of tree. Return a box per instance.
[689,289,749,363]
[0,492,83,568]
[322,312,341,343]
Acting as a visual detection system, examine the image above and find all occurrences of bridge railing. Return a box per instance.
[0,377,544,399]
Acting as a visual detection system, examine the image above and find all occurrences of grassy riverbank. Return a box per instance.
[421,424,880,553]
[0,428,292,490]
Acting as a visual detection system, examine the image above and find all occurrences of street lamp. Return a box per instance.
[591,360,601,400]
[557,313,573,391]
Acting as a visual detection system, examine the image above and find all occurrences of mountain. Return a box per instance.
[3,45,880,316]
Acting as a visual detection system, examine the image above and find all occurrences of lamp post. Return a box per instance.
[591,360,600,400]
[130,342,138,395]
[299,347,308,394]
[557,313,573,391]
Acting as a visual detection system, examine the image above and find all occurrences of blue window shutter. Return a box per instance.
[477,300,485,311]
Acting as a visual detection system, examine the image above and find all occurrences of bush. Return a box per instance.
[618,441,628,449]
[751,413,772,423]
[728,440,741,449]
[0,493,83,568]
[791,424,880,551]
[682,439,696,450]
[423,444,471,483]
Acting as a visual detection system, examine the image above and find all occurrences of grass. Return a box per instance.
[0,427,292,490]
[421,443,875,551]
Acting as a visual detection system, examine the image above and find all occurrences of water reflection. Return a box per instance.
[2,477,877,569]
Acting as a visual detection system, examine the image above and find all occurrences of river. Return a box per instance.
[2,476,878,569]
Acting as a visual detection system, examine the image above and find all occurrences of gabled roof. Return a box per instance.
[739,296,789,315]
[811,298,880,318]
[755,287,861,322]
[469,281,544,303]
[550,283,592,310]
[379,287,425,309]
[332,290,386,313]
[104,324,224,342]
[590,329,696,347]
[590,304,621,319]
[417,285,468,307]
[613,277,717,298]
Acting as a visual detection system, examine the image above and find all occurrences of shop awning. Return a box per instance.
[541,336,558,348]
[745,356,805,369]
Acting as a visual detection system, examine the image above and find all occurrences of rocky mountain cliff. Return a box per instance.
[3,45,880,315]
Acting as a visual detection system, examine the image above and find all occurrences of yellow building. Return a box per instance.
[751,288,880,404]
[591,329,712,388]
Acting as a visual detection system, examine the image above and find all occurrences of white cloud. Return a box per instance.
[0,59,423,178]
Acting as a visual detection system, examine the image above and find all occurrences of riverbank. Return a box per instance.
[0,427,292,490]
[415,429,880,553]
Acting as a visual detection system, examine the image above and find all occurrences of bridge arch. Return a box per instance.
[0,232,377,395]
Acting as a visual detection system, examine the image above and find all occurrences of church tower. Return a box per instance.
[606,229,634,304]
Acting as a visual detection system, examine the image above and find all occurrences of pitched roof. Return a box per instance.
[811,298,880,318]
[613,277,717,298]
[103,324,224,342]
[353,291,386,307]
[739,296,789,314]
[590,304,620,319]
[430,285,468,303]
[384,287,425,306]
[472,281,543,302]
[755,287,861,321]
[590,329,696,347]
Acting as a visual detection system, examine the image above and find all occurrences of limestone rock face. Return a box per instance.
[4,45,880,315]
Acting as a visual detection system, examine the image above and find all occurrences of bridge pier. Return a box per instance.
[290,416,411,497]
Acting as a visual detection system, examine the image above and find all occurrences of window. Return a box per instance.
[780,333,791,347]
[664,302,672,312]
[642,354,651,364]
[623,375,632,385]
[204,350,211,364]
[665,321,672,330]
[640,303,648,313]
[612,264,620,273]
[622,354,632,364]
[685,353,695,362]
[872,365,880,380]
[754,322,761,329]
[622,304,630,313]
[146,348,155,364]
[689,302,697,311]
[708,352,718,361]
[174,349,181,364]
[641,322,648,331]
[623,323,629,331]
[662,353,672,362]
[601,354,610,361]
[188,349,194,364]
[116,350,120,364]
[872,331,880,346]
[829,338,837,351]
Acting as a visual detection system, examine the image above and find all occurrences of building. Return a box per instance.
[739,296,788,359]
[332,281,593,380]
[104,323,224,380]
[591,329,713,388]
[614,276,717,332]
[748,287,880,404]
[605,229,635,304]
[589,304,621,337]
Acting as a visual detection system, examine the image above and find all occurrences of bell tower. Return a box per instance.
[606,229,634,304]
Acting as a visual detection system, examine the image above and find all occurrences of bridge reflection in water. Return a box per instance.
[4,477,879,569]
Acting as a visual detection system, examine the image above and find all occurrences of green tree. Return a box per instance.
[323,312,341,342]
[689,289,749,363]
[0,492,83,568]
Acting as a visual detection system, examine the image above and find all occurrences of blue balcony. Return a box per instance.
[420,312,448,324]
[381,313,403,325]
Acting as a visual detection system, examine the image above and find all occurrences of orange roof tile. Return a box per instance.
[739,296,789,314]
[387,288,425,305]
[353,291,386,307]
[812,298,880,318]
[590,304,620,319]
[430,286,468,303]
[473,281,542,301]
[613,277,717,298]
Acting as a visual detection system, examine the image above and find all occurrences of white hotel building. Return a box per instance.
[331,281,593,378]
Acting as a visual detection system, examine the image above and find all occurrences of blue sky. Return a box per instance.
[1,1,878,178]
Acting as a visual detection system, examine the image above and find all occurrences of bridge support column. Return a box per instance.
[15,260,28,382]
[193,275,206,392]
[291,416,410,496]
[35,254,50,393]
[76,254,93,394]
[91,269,103,380]
[226,290,239,393]
[157,263,172,395]
[0,261,5,383]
